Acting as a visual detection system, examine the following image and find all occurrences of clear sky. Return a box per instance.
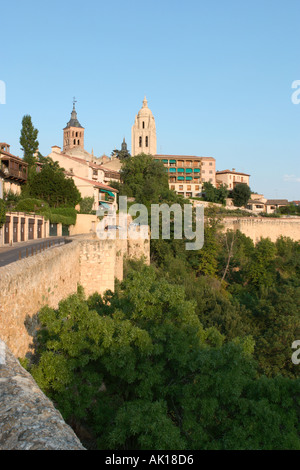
[0,0,299,199]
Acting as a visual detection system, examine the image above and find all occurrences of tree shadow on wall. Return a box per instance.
[23,312,41,363]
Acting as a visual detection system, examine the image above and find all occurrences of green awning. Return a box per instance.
[178,176,184,181]
[186,168,192,173]
[186,176,193,181]
[100,189,115,198]
[194,168,200,173]
[99,201,111,209]
[177,168,184,173]
[169,168,176,172]
[169,160,176,163]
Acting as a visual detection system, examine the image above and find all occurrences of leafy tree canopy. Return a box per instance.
[23,158,81,208]
[232,183,252,207]
[28,266,300,450]
[203,181,228,205]
[119,154,184,208]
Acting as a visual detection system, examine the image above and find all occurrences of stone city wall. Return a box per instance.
[0,241,81,358]
[0,233,150,358]
[222,217,300,243]
[0,339,85,450]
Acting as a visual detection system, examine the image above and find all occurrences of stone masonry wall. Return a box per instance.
[0,234,150,358]
[222,217,300,243]
[0,241,81,358]
[0,339,85,450]
[78,238,117,296]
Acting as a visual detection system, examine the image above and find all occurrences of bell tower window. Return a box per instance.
[145,136,148,147]
[139,136,142,147]
[142,121,145,129]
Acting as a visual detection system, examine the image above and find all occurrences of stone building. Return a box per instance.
[154,154,216,198]
[216,169,250,190]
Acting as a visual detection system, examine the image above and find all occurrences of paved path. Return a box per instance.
[0,237,68,267]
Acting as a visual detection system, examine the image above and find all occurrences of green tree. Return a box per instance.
[79,197,94,214]
[20,115,39,167]
[232,183,251,207]
[120,153,177,208]
[112,147,131,161]
[203,182,228,205]
[27,267,300,450]
[23,158,81,207]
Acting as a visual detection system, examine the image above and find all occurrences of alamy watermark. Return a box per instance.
[96,196,204,251]
[291,80,300,104]
[292,341,300,365]
[0,80,6,104]
[0,339,6,365]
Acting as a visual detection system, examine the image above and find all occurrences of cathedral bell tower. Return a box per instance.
[63,98,85,153]
[131,96,157,156]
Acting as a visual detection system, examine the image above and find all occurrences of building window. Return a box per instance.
[142,121,145,129]
[195,185,199,190]
[145,136,148,147]
[179,185,183,190]
[139,137,142,147]
[77,140,80,145]
[73,139,76,145]
[171,185,175,190]
[187,185,191,190]
[209,162,213,166]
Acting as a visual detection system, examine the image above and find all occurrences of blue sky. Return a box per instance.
[0,0,299,199]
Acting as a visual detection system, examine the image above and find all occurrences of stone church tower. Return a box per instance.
[131,96,157,156]
[63,100,85,153]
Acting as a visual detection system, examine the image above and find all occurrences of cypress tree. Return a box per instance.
[20,115,39,167]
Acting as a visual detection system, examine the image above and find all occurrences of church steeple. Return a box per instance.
[131,96,157,156]
[121,137,128,152]
[142,96,148,108]
[63,98,85,153]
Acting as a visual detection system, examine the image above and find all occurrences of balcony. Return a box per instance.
[0,159,28,182]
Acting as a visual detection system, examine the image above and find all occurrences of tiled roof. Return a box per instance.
[0,149,26,163]
[73,175,118,192]
[247,200,265,205]
[60,153,89,165]
[154,154,215,161]
[216,170,250,177]
[266,199,289,205]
